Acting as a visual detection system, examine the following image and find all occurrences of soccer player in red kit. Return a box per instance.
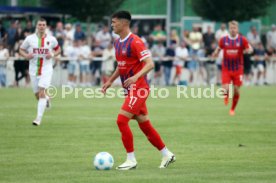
[213,21,253,116]
[102,11,175,170]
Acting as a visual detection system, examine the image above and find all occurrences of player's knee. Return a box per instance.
[116,114,130,126]
[234,87,240,94]
[135,115,149,123]
[38,90,46,98]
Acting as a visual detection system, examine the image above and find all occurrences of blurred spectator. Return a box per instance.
[173,41,188,85]
[182,30,191,48]
[46,24,54,36]
[266,24,276,50]
[0,20,7,42]
[151,41,166,85]
[91,40,104,85]
[215,23,229,41]
[149,24,166,45]
[13,40,29,87]
[247,26,261,48]
[189,25,202,50]
[265,46,276,85]
[243,52,253,86]
[204,42,216,84]
[64,40,80,87]
[111,31,120,40]
[79,39,91,87]
[102,42,115,83]
[215,23,228,85]
[0,41,9,87]
[132,25,141,37]
[170,29,180,45]
[266,45,276,56]
[7,21,17,56]
[96,25,112,49]
[203,26,215,49]
[22,20,34,38]
[188,25,202,85]
[54,22,65,52]
[64,23,74,51]
[253,43,267,85]
[197,48,207,86]
[74,23,86,41]
[244,26,260,86]
[14,22,25,43]
[163,43,175,86]
[132,25,147,44]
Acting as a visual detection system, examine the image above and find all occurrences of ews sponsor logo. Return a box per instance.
[33,48,50,55]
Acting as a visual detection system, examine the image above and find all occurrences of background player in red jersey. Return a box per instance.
[213,21,253,116]
[102,11,175,170]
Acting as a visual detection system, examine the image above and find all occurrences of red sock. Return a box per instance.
[139,120,165,150]
[231,93,240,111]
[117,114,133,153]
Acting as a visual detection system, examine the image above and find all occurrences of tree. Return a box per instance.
[42,0,125,46]
[191,0,276,22]
[42,0,125,22]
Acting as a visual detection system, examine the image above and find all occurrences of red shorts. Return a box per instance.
[222,71,243,86]
[121,88,149,116]
[175,65,182,75]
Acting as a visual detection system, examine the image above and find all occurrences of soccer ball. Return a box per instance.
[93,152,114,170]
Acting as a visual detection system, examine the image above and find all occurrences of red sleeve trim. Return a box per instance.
[53,45,60,51]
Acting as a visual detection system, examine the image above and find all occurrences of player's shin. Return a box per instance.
[138,120,165,151]
[231,92,240,111]
[116,114,134,154]
[37,97,47,120]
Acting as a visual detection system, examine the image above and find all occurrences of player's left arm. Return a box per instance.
[124,57,154,88]
[124,39,154,88]
[46,37,61,59]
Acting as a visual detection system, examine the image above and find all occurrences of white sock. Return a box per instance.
[127,152,136,161]
[37,98,47,120]
[160,147,169,157]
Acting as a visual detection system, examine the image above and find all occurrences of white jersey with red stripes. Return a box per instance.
[21,33,59,76]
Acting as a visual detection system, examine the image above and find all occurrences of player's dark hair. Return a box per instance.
[37,18,47,24]
[112,11,131,22]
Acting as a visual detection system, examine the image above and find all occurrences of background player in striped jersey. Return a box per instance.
[213,20,253,116]
[102,11,175,170]
[19,18,61,125]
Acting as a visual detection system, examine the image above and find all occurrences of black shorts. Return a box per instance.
[154,62,161,72]
[90,61,102,75]
[243,54,252,75]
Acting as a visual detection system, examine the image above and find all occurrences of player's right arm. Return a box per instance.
[212,47,221,58]
[212,37,224,58]
[101,66,120,93]
[19,37,34,60]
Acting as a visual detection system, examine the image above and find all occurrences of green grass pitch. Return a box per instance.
[0,86,275,183]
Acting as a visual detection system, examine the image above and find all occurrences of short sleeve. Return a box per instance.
[242,36,250,49]
[218,37,224,49]
[20,36,30,50]
[132,38,151,61]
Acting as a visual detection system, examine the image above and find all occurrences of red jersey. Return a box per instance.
[114,33,150,89]
[219,34,249,72]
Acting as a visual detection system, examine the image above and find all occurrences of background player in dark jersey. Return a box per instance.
[102,11,175,170]
[213,21,253,116]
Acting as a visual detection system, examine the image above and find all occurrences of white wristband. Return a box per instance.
[51,53,55,57]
